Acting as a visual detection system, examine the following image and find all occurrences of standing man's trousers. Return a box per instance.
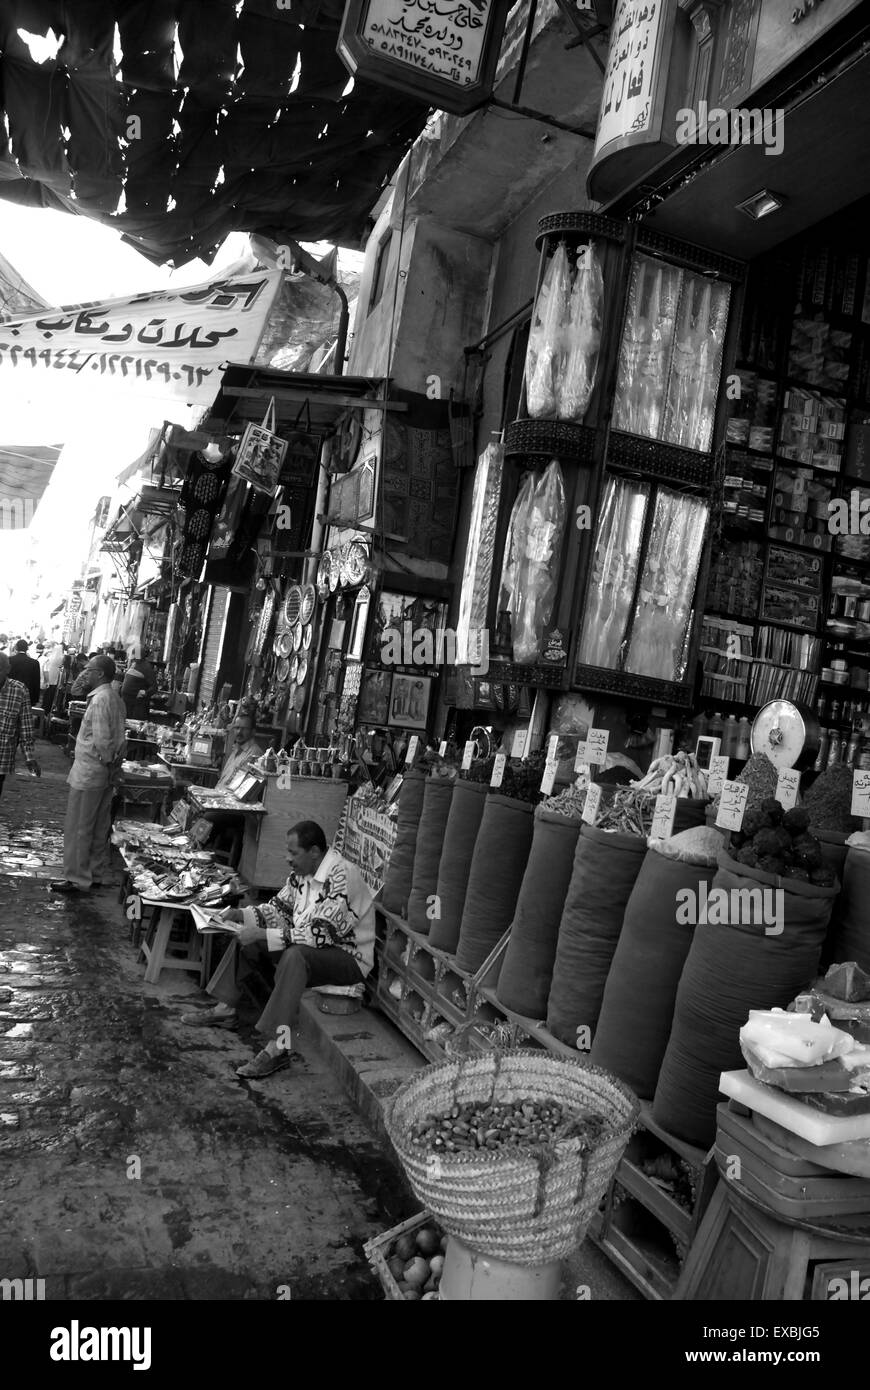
[63,785,114,889]
[206,939,365,1037]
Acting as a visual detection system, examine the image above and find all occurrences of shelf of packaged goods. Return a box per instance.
[818,680,870,695]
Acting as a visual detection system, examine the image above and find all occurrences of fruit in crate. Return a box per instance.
[386,1223,446,1300]
[630,750,708,799]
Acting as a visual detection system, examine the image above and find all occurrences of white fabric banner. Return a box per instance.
[0,269,283,406]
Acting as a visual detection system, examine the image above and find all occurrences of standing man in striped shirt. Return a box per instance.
[50,655,126,895]
[0,653,41,800]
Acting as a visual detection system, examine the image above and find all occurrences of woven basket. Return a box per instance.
[385,1050,638,1265]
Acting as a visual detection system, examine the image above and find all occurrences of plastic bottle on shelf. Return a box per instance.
[690,711,708,749]
[813,729,830,773]
[826,733,842,769]
[708,711,724,741]
[736,717,752,760]
[721,714,739,758]
[846,732,862,768]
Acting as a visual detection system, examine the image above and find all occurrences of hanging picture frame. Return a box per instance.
[232,397,288,496]
[389,673,431,730]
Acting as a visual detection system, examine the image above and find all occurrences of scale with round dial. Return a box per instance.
[751,700,822,771]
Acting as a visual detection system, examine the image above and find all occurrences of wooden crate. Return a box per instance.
[239,775,348,889]
[363,1212,443,1300]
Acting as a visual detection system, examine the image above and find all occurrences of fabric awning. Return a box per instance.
[0,3,430,266]
[0,444,62,529]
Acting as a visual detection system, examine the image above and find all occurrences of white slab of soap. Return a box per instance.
[719,1070,870,1146]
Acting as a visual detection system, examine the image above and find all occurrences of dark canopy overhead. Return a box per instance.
[0,1,430,266]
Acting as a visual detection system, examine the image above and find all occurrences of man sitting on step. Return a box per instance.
[182,819,375,1079]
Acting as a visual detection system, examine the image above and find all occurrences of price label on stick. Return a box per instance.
[547,734,559,763]
[541,759,558,796]
[574,741,588,772]
[582,783,602,826]
[513,729,527,759]
[706,755,730,797]
[461,740,475,772]
[490,752,507,788]
[438,740,448,758]
[385,774,404,803]
[716,779,749,832]
[586,728,609,767]
[651,793,677,840]
[776,767,801,812]
[405,735,420,766]
[851,769,870,818]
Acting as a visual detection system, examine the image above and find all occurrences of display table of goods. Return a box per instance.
[112,819,246,909]
[675,972,870,1300]
[117,760,174,820]
[380,1051,638,1299]
[373,755,719,1298]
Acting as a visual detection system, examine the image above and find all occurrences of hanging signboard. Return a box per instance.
[337,0,513,116]
[0,271,283,406]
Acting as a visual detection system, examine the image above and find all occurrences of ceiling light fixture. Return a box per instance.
[736,189,785,220]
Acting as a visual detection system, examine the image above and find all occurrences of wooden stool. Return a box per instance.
[139,905,214,987]
[676,1170,870,1300]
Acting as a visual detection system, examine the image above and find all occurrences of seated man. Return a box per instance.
[216,708,263,790]
[182,820,374,1079]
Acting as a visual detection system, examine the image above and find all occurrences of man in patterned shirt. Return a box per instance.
[0,653,41,799]
[50,655,126,895]
[183,819,375,1078]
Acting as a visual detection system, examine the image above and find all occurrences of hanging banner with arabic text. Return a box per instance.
[336,794,399,894]
[593,0,672,159]
[0,270,283,405]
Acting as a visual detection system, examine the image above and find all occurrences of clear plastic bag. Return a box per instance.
[577,477,649,671]
[525,243,572,419]
[613,255,681,440]
[663,274,731,451]
[511,460,567,664]
[558,242,604,422]
[625,490,708,681]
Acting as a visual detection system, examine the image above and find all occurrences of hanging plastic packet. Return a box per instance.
[512,460,567,665]
[525,242,572,419]
[559,243,603,422]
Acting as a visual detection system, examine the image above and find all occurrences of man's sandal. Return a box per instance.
[236,1049,292,1079]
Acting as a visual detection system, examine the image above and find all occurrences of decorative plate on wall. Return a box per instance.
[292,620,304,652]
[317,553,332,599]
[282,585,303,630]
[345,540,369,586]
[289,654,300,683]
[302,623,313,650]
[276,656,291,684]
[275,629,294,658]
[296,655,309,686]
[300,584,316,624]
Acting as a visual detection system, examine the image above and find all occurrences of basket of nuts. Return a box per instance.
[385,1050,638,1265]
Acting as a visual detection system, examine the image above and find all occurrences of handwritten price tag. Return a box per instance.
[582,783,602,826]
[706,755,730,797]
[651,793,677,840]
[716,779,749,831]
[513,729,527,759]
[547,734,559,763]
[461,740,476,772]
[851,769,870,818]
[490,752,507,788]
[586,728,609,767]
[405,735,420,766]
[541,760,558,796]
[574,741,588,772]
[776,767,801,812]
[438,740,448,758]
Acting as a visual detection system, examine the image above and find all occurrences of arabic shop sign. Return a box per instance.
[337,0,512,116]
[594,0,672,158]
[0,271,283,405]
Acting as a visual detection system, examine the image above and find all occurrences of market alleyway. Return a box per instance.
[0,741,415,1300]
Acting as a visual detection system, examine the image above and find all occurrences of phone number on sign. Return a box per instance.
[0,343,215,388]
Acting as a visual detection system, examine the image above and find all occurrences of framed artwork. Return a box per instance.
[358,667,391,725]
[389,673,431,730]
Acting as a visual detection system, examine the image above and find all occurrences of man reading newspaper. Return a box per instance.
[182,820,374,1078]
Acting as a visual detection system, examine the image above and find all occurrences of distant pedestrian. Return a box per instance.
[50,655,126,895]
[9,639,42,707]
[41,642,64,720]
[0,654,41,800]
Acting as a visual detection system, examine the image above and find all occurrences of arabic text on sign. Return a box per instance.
[490,752,507,788]
[707,755,730,796]
[716,780,749,831]
[574,743,588,773]
[541,759,558,796]
[438,740,448,757]
[461,740,475,771]
[405,735,420,765]
[548,734,559,762]
[775,768,801,812]
[586,728,609,766]
[851,770,870,818]
[596,0,661,152]
[582,783,602,825]
[362,0,489,88]
[651,793,677,840]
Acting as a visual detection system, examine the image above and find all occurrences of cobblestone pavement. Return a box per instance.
[0,742,414,1300]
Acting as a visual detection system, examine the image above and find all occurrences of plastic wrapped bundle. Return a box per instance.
[525,243,572,419]
[558,243,603,422]
[511,461,567,665]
